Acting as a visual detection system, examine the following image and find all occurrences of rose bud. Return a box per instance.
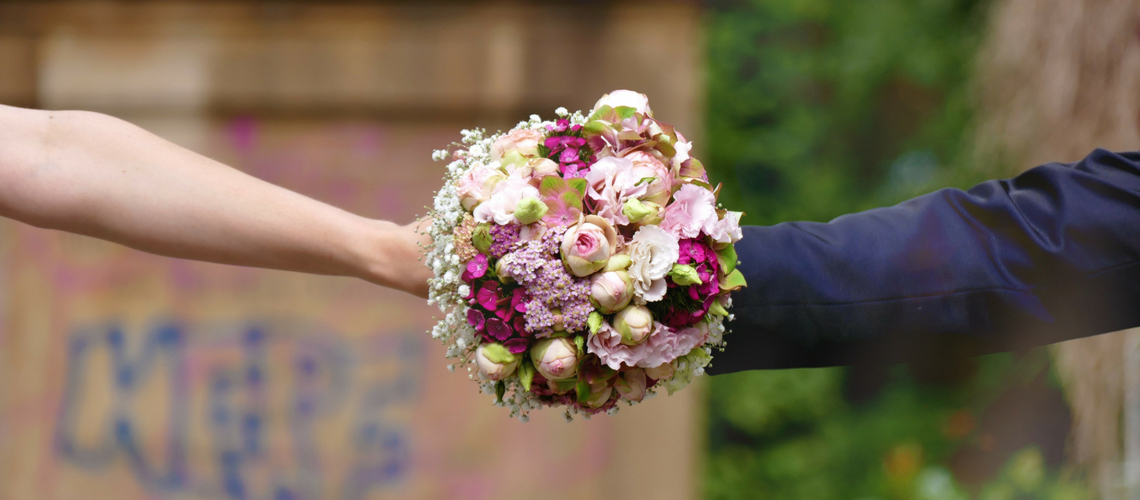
[585,382,614,408]
[527,158,560,179]
[590,270,634,314]
[614,369,648,402]
[645,362,674,381]
[456,165,506,211]
[494,258,513,284]
[560,215,618,277]
[472,223,493,253]
[475,343,520,381]
[547,378,576,395]
[529,338,579,380]
[491,128,544,162]
[613,305,654,346]
[514,196,548,225]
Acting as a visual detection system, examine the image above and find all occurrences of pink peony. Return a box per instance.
[708,210,744,244]
[472,175,541,225]
[457,164,506,212]
[660,184,718,239]
[587,321,707,370]
[584,156,649,226]
[623,150,673,206]
[490,128,544,162]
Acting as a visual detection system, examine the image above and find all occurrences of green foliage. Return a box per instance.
[700,2,1101,498]
[700,0,1028,498]
[705,0,991,227]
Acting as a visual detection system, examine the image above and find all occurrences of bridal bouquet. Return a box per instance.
[421,90,746,421]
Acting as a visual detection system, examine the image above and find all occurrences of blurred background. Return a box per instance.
[0,1,1138,499]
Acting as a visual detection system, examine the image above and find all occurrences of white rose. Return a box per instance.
[593,90,652,116]
[627,225,680,302]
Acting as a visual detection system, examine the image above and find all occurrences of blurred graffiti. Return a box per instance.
[54,320,421,500]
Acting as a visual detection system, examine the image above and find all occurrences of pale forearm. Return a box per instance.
[0,105,432,297]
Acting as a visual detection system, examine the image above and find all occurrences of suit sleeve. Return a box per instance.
[709,148,1140,374]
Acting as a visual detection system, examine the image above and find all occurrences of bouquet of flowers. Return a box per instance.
[421,90,746,421]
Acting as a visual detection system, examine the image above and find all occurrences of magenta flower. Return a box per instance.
[465,253,489,282]
[467,309,486,330]
[485,318,511,341]
[504,338,529,354]
[477,281,501,311]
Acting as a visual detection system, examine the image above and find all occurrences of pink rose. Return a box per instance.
[593,90,652,116]
[623,150,672,206]
[561,215,617,277]
[530,338,579,380]
[590,270,634,314]
[585,156,649,226]
[586,320,706,370]
[456,164,506,211]
[614,369,647,402]
[660,184,718,239]
[491,129,544,162]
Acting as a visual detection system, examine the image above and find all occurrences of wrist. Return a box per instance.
[352,218,432,298]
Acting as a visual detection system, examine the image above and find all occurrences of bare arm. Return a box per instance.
[0,104,431,298]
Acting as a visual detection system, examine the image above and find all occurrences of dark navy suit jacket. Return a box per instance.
[710,149,1140,374]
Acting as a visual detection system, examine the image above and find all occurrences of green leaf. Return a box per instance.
[679,158,705,179]
[558,190,583,211]
[495,380,506,403]
[716,244,739,275]
[567,178,588,197]
[588,312,604,335]
[583,120,610,136]
[576,376,590,403]
[614,106,637,121]
[684,179,714,191]
[574,335,586,354]
[719,269,748,292]
[635,176,657,187]
[481,343,519,364]
[518,358,536,392]
[539,175,568,196]
[589,105,613,122]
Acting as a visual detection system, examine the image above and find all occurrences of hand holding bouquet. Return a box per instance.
[422,90,746,421]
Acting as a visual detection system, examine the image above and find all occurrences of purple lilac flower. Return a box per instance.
[500,226,593,336]
[488,223,521,258]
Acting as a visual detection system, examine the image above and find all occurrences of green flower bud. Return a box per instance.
[604,254,632,272]
[514,196,548,225]
[472,223,493,253]
[622,198,654,223]
[669,264,702,286]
